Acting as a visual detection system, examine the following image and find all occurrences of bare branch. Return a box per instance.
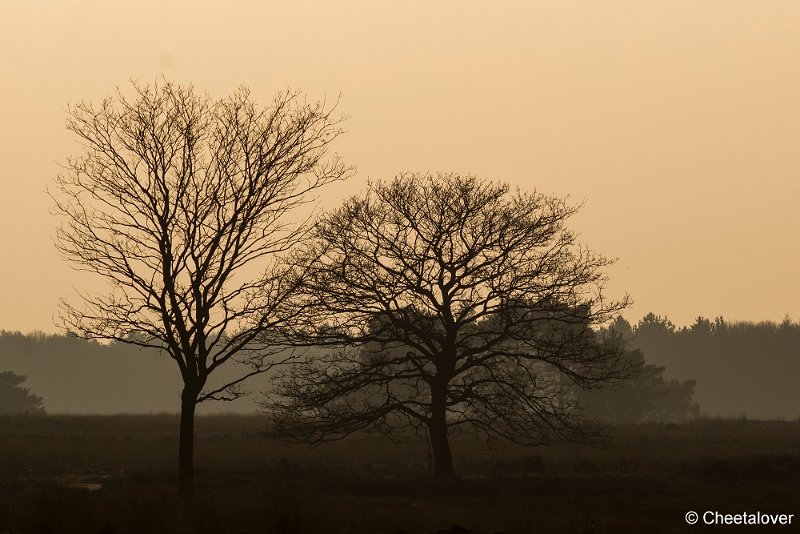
[51,80,352,490]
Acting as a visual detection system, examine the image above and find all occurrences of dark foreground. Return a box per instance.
[1,416,798,533]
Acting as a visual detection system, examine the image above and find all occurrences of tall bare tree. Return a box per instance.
[263,173,631,478]
[52,80,351,491]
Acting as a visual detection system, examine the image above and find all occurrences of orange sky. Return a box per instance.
[0,0,798,332]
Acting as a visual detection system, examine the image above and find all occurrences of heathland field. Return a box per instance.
[1,415,799,533]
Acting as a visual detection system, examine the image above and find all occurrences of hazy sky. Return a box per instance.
[1,0,798,332]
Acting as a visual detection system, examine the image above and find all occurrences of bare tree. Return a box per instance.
[51,80,352,491]
[263,173,631,478]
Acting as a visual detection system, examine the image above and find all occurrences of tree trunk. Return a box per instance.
[178,385,198,493]
[429,383,456,479]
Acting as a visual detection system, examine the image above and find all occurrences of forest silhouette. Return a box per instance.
[3,313,798,419]
[617,314,800,419]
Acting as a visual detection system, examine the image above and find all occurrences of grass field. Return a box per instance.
[0,415,798,533]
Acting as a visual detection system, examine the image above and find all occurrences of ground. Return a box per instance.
[0,415,798,533]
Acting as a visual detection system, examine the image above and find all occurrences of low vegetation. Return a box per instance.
[1,414,798,533]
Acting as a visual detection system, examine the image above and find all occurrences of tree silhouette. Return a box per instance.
[565,317,699,423]
[573,347,699,424]
[0,371,45,415]
[263,173,630,478]
[51,80,351,491]
[626,313,800,419]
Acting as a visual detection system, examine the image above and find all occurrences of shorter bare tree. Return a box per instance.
[52,80,352,491]
[263,173,632,478]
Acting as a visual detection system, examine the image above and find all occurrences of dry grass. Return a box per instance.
[1,415,799,533]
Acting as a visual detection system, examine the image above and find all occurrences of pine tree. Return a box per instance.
[0,371,46,415]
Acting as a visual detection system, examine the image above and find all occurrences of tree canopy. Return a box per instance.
[263,172,631,477]
[51,80,351,490]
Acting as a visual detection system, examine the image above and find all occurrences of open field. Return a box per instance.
[1,415,799,533]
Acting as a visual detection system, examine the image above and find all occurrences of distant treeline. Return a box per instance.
[2,316,799,418]
[0,331,261,414]
[614,314,800,419]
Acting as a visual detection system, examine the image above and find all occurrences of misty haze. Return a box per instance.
[1,2,799,533]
